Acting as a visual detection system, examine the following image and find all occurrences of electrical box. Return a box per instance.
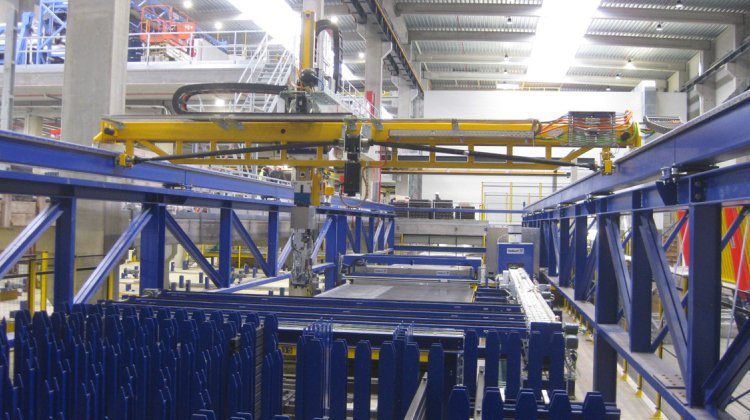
[497,243,534,273]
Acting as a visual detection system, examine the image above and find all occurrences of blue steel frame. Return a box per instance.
[0,131,393,308]
[523,90,750,420]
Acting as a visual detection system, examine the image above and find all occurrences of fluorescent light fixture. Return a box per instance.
[615,73,622,80]
[506,17,513,25]
[625,58,635,69]
[675,0,684,10]
[496,82,520,90]
[358,51,365,59]
[503,68,508,74]
[504,53,510,62]
[656,22,664,31]
[526,0,600,82]
[214,21,223,30]
[215,98,226,106]
[605,86,611,91]
[182,0,193,9]
[330,15,339,24]
[228,0,300,51]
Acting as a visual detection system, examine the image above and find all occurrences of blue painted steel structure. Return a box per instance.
[0,130,393,308]
[523,90,750,419]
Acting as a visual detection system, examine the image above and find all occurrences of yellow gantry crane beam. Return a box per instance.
[96,116,639,172]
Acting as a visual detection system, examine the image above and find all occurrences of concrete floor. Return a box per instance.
[569,313,665,420]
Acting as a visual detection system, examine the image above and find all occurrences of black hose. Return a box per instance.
[133,140,339,164]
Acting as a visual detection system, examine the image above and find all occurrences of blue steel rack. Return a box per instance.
[0,130,394,309]
[523,89,750,419]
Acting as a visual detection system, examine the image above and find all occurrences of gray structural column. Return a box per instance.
[695,49,716,115]
[396,76,413,118]
[59,0,130,301]
[61,0,129,144]
[359,24,391,116]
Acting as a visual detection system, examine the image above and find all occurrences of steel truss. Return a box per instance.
[524,90,750,419]
[0,130,394,310]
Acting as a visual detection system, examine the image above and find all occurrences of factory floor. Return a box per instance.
[569,312,663,420]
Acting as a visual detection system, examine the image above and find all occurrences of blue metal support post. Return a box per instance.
[140,204,167,290]
[354,216,363,253]
[267,210,280,276]
[218,208,233,288]
[559,218,571,286]
[387,218,395,253]
[325,215,338,289]
[53,198,76,310]
[377,217,386,251]
[687,204,722,406]
[594,214,619,402]
[367,216,376,253]
[630,209,653,352]
[548,221,558,276]
[574,216,588,300]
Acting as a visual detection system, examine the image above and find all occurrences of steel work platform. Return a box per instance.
[318,278,476,303]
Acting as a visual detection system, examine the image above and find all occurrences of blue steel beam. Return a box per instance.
[638,213,688,379]
[354,216,363,253]
[267,211,280,275]
[53,198,76,310]
[0,131,294,199]
[387,218,396,253]
[218,208,233,287]
[0,202,62,280]
[663,211,688,252]
[594,216,619,402]
[604,217,632,325]
[526,89,750,213]
[75,210,153,303]
[165,212,224,288]
[720,206,750,249]
[140,204,167,291]
[687,205,722,406]
[231,211,272,276]
[311,217,333,261]
[372,219,382,253]
[325,215,338,289]
[558,218,571,287]
[630,209,653,352]
[393,245,486,253]
[377,218,387,251]
[703,315,750,411]
[573,217,588,300]
[277,236,292,272]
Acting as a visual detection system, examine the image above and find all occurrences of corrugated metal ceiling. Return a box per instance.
[405,15,537,32]
[587,19,728,40]
[601,0,750,13]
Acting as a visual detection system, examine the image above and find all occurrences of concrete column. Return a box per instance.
[359,24,391,116]
[24,114,43,136]
[59,0,130,301]
[61,0,129,145]
[1,0,18,131]
[396,77,414,118]
[695,49,716,115]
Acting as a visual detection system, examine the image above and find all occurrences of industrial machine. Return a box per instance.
[497,242,535,273]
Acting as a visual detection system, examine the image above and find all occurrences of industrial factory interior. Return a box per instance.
[1,0,750,419]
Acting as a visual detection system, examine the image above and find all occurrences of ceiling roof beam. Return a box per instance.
[408,30,534,42]
[422,70,667,88]
[411,54,686,70]
[395,3,541,17]
[393,3,741,25]
[584,34,711,50]
[593,7,743,25]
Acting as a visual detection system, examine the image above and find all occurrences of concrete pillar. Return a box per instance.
[695,49,716,115]
[1,0,18,131]
[359,24,391,116]
[396,77,414,119]
[61,0,129,145]
[59,0,130,301]
[24,114,43,136]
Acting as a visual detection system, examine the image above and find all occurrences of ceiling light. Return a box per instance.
[182,0,193,9]
[526,0,601,82]
[504,68,509,74]
[330,15,339,24]
[358,51,365,59]
[496,82,520,90]
[615,73,622,80]
[215,98,226,106]
[214,21,223,30]
[625,58,635,69]
[504,53,510,62]
[605,86,611,91]
[675,0,684,9]
[506,17,513,25]
[656,22,663,31]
